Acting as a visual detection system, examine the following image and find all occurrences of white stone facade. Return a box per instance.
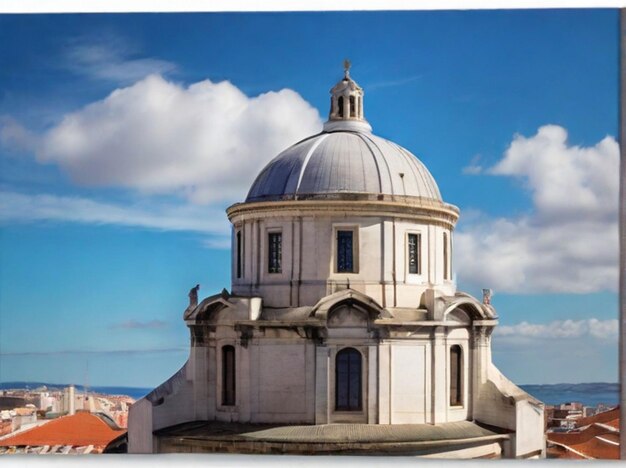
[229,201,457,309]
[128,66,545,458]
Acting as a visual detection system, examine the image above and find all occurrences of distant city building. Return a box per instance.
[547,401,587,430]
[0,407,38,435]
[128,65,545,458]
[561,402,584,411]
[0,396,27,411]
[583,406,598,418]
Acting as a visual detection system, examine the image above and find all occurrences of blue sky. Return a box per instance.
[0,9,619,387]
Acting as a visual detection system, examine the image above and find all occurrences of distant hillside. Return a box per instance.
[520,382,619,407]
[1,381,619,407]
[0,382,152,400]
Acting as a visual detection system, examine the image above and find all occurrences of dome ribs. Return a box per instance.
[294,133,329,197]
[357,132,395,195]
[245,130,442,202]
[391,139,440,200]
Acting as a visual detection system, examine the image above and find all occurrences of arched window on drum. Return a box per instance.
[335,348,362,411]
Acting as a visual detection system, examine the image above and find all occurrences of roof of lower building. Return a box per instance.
[0,411,125,448]
[574,407,619,429]
[231,420,502,443]
[547,406,620,460]
[154,420,509,455]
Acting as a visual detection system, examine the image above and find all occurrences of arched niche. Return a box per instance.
[446,308,471,325]
[309,288,390,322]
[328,303,370,328]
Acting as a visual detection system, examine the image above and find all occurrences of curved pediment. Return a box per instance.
[328,304,370,328]
[446,308,471,325]
[183,289,233,322]
[309,288,392,323]
[439,292,498,322]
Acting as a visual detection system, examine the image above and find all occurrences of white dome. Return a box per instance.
[246,123,442,202]
[246,64,442,203]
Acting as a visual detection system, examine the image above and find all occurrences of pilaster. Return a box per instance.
[315,345,329,424]
[367,345,378,423]
[378,342,391,424]
[470,325,494,417]
[431,326,447,423]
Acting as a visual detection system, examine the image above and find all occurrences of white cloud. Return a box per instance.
[0,190,229,235]
[455,125,619,294]
[28,74,322,204]
[462,154,483,175]
[63,39,177,83]
[202,237,232,250]
[489,125,618,223]
[495,318,618,340]
[0,75,320,244]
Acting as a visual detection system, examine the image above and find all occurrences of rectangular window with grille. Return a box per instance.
[337,230,354,273]
[268,232,282,274]
[408,233,421,274]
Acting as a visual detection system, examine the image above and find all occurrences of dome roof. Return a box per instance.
[245,62,441,203]
[246,128,441,202]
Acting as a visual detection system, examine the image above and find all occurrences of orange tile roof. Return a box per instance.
[548,406,620,460]
[0,412,125,448]
[566,435,620,460]
[547,445,586,459]
[575,407,619,428]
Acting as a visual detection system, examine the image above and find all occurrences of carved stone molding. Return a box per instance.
[471,325,493,348]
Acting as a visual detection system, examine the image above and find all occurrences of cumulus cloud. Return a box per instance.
[0,190,229,235]
[489,125,618,223]
[462,154,483,175]
[26,74,322,204]
[495,318,618,340]
[63,38,177,83]
[455,125,619,294]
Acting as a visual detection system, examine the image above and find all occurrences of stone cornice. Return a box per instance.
[227,194,460,230]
